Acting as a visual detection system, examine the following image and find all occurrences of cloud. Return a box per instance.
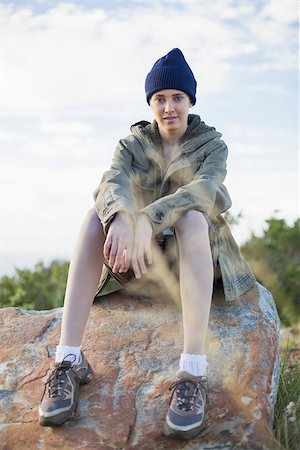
[1,159,106,273]
[0,128,27,141]
[0,1,297,119]
[0,0,298,275]
[224,123,298,162]
[249,83,287,97]
[39,120,94,135]
[261,0,299,24]
[228,142,265,157]
[227,169,299,243]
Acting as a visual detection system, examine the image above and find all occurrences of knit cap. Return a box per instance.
[145,48,197,105]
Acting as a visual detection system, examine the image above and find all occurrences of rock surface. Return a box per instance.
[0,282,280,450]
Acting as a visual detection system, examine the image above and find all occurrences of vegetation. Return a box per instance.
[0,215,299,324]
[0,215,299,448]
[0,260,69,310]
[274,326,300,450]
[241,217,300,326]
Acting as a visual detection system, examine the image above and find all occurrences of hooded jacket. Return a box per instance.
[93,114,256,301]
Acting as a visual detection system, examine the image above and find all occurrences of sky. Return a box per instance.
[0,0,299,276]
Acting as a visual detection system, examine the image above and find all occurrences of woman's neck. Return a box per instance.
[158,119,188,147]
[159,129,182,148]
[161,135,181,165]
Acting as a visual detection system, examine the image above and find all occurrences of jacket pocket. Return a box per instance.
[103,190,114,206]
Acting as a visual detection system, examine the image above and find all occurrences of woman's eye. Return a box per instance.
[175,96,183,101]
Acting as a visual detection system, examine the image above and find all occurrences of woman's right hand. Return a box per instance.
[131,213,153,279]
[103,212,134,274]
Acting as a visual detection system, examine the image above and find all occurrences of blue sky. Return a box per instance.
[0,0,299,275]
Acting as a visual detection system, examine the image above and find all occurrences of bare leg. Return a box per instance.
[175,210,214,354]
[59,208,105,346]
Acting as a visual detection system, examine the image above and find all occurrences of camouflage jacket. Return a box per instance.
[93,114,256,301]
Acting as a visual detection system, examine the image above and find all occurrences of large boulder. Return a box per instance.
[0,282,280,449]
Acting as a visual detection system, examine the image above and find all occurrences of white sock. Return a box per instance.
[179,353,207,377]
[55,345,82,365]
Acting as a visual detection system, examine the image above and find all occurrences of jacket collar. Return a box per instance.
[131,114,221,155]
[130,114,223,189]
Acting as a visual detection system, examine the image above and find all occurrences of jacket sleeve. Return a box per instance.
[141,139,232,235]
[93,140,135,233]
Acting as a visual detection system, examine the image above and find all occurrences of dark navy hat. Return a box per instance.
[145,48,197,105]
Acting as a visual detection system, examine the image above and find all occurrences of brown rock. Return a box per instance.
[0,283,280,449]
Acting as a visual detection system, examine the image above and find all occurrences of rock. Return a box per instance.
[0,282,280,450]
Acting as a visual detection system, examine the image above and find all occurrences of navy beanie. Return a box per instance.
[145,48,197,105]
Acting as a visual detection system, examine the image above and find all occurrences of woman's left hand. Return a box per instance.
[130,213,153,279]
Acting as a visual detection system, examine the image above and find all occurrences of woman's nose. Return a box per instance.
[164,101,175,113]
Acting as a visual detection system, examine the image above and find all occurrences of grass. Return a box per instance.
[273,325,300,449]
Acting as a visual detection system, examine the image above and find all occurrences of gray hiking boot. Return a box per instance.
[164,370,208,440]
[38,352,93,426]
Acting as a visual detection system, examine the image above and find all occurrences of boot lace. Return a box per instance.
[169,377,208,412]
[42,354,78,399]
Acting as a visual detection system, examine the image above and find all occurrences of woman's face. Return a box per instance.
[150,89,192,139]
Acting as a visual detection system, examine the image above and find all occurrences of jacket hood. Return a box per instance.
[130,114,222,151]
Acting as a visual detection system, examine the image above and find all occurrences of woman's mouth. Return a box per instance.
[164,116,177,122]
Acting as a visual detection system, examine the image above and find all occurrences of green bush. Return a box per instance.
[0,215,299,323]
[241,217,300,325]
[0,260,69,310]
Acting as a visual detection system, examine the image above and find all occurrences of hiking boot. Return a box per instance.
[38,352,93,426]
[164,370,208,440]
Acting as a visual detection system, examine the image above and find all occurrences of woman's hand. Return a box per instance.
[103,212,134,274]
[131,213,153,279]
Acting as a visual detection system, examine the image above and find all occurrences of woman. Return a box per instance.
[39,48,256,440]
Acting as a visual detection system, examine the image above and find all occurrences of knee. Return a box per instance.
[175,210,209,239]
[82,208,104,239]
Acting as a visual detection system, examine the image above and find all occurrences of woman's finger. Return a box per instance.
[123,243,132,272]
[145,242,152,265]
[103,234,112,260]
[119,260,125,274]
[112,240,125,273]
[131,248,141,279]
[108,238,118,268]
[137,246,147,274]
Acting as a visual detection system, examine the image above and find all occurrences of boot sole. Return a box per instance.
[39,400,78,427]
[164,420,206,440]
